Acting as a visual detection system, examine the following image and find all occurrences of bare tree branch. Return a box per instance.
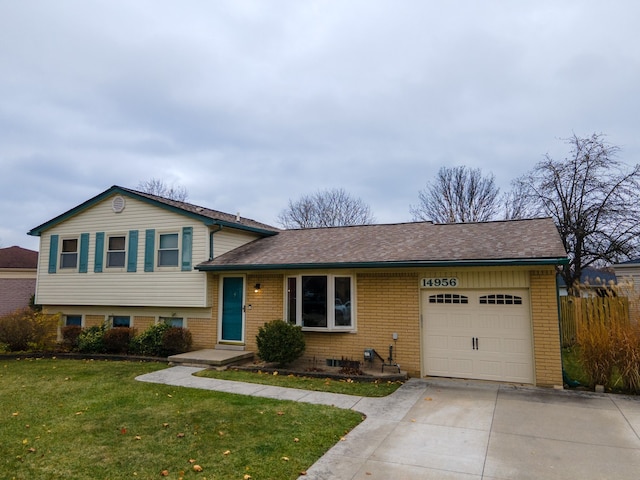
[410,166,500,223]
[277,188,375,229]
[137,178,189,202]
[515,133,640,294]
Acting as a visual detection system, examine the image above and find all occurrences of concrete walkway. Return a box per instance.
[136,367,640,479]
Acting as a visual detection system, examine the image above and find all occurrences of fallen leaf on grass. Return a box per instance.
[176,433,185,438]
[223,450,231,456]
[12,412,19,417]
[134,435,142,440]
[277,411,285,416]
[193,465,203,472]
[28,448,36,453]
[299,471,307,476]
[244,475,252,479]
[160,470,169,476]
[162,423,169,428]
[281,457,290,461]
[293,437,300,443]
[188,459,196,464]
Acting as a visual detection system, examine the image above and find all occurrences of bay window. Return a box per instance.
[287,274,353,330]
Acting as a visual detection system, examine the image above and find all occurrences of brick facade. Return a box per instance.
[0,278,36,316]
[213,267,564,386]
[530,268,563,386]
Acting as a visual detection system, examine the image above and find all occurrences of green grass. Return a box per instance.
[0,358,363,480]
[562,347,625,391]
[195,368,403,397]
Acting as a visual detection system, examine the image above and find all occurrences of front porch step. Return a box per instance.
[168,349,253,367]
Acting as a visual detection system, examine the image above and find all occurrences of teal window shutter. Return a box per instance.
[127,230,139,272]
[79,233,90,273]
[94,232,104,272]
[144,229,155,272]
[181,227,193,271]
[48,234,59,274]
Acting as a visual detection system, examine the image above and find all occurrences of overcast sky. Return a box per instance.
[2,1,639,251]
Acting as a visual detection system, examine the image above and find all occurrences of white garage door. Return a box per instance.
[422,290,533,383]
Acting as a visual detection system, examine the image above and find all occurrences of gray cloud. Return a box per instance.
[2,1,639,250]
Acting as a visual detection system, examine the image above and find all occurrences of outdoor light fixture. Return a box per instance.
[254,283,261,293]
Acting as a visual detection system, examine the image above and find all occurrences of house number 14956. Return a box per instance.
[421,277,458,287]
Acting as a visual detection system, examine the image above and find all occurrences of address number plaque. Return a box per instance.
[421,277,458,288]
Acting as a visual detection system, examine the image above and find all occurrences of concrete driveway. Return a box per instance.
[137,368,640,480]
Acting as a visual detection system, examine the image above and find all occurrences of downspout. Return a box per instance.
[209,225,223,261]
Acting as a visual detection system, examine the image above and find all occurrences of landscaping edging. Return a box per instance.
[0,351,166,363]
[229,363,407,383]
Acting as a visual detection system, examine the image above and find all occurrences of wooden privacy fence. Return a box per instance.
[560,296,630,347]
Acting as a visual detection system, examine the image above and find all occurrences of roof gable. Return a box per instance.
[197,217,568,271]
[28,185,279,237]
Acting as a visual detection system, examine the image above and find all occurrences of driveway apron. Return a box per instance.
[136,367,640,480]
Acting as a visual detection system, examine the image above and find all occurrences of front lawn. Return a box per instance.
[0,358,363,479]
[196,368,403,397]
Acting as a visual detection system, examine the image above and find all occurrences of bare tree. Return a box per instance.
[410,166,500,223]
[137,178,189,202]
[515,133,640,294]
[278,188,375,229]
[501,180,540,220]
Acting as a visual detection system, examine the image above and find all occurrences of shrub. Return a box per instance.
[256,320,305,367]
[162,327,193,356]
[129,322,172,357]
[60,325,82,351]
[103,327,136,354]
[0,307,59,351]
[77,325,107,353]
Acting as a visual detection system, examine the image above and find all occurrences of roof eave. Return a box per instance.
[195,257,569,272]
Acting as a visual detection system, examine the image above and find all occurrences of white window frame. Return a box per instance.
[285,273,355,332]
[60,237,79,269]
[106,233,127,268]
[157,232,180,268]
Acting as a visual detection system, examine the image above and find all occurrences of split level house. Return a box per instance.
[29,186,568,386]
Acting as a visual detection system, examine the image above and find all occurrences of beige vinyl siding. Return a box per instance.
[36,194,209,307]
[213,229,261,257]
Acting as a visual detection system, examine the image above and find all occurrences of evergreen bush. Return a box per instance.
[77,325,107,353]
[103,327,136,354]
[256,320,305,367]
[129,322,171,357]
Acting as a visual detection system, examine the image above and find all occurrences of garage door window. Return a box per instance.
[479,294,522,305]
[429,293,468,304]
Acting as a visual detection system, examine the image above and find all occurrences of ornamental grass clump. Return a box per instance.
[256,320,305,367]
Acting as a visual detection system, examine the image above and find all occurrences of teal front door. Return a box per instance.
[221,277,244,342]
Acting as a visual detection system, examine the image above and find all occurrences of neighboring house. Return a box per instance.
[29,186,568,387]
[613,259,640,322]
[0,246,38,316]
[557,267,618,297]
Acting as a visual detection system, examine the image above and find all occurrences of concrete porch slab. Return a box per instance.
[168,348,253,367]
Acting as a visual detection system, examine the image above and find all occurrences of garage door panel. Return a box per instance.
[423,289,533,384]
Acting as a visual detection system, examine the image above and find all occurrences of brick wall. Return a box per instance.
[530,268,563,387]
[85,315,105,328]
[133,316,155,333]
[0,278,36,316]
[247,272,423,376]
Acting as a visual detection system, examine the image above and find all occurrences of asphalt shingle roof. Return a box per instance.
[0,246,38,269]
[197,217,567,270]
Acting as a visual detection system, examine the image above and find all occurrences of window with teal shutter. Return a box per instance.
[48,235,59,273]
[79,233,89,273]
[94,232,104,272]
[144,229,155,272]
[181,227,193,271]
[127,230,138,272]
